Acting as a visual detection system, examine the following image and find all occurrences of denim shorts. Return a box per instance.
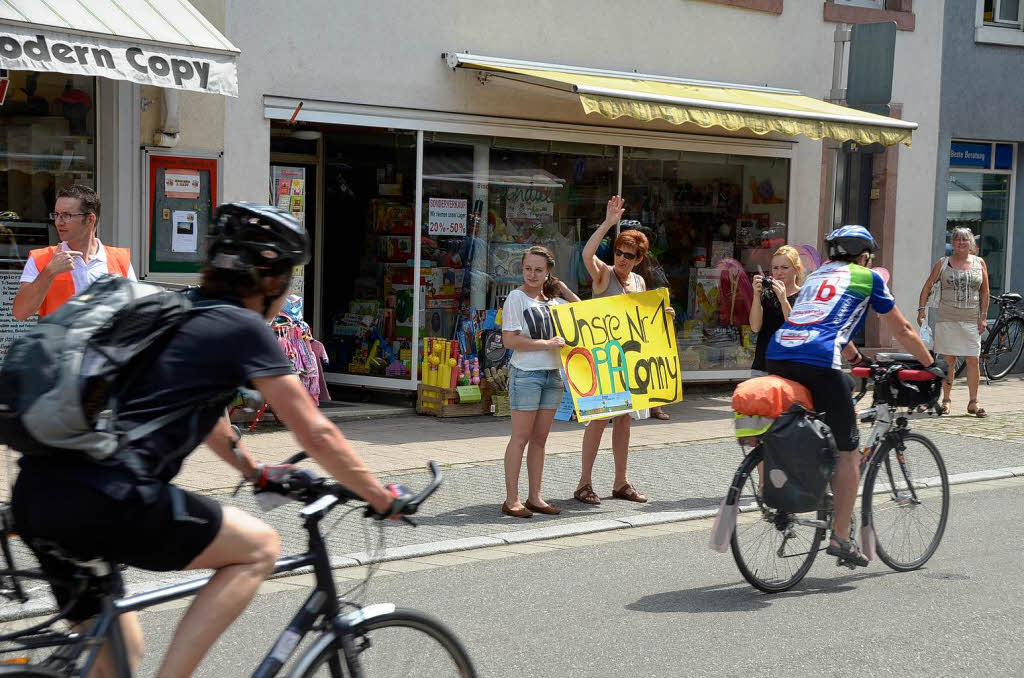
[508,366,564,411]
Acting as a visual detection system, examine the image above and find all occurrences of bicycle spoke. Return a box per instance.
[730,451,823,593]
[868,434,949,571]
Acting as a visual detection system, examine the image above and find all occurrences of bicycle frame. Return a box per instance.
[29,496,370,678]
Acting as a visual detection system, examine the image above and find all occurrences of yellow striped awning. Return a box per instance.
[446,53,916,147]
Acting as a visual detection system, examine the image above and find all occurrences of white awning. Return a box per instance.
[0,0,239,96]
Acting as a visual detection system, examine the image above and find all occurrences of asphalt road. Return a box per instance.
[137,478,1024,678]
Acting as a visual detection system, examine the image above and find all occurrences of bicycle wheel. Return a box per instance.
[984,317,1024,380]
[863,433,949,571]
[729,448,826,593]
[297,608,476,677]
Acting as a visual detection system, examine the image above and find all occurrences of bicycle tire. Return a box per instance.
[729,448,826,593]
[295,608,476,677]
[984,317,1024,381]
[863,433,949,571]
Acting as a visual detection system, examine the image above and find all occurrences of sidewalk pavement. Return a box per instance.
[168,375,1024,494]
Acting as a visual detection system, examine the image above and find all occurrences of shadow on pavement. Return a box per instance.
[627,571,896,614]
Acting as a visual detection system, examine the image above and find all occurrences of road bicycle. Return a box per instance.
[950,292,1024,381]
[723,354,950,593]
[0,458,476,677]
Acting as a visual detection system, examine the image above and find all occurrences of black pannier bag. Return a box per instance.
[761,404,838,513]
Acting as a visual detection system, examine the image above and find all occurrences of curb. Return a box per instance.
[5,466,1024,623]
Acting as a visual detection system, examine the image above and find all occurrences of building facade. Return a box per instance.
[1,0,948,389]
[933,0,1024,311]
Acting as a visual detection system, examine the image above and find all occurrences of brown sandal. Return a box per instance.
[940,399,951,415]
[573,484,601,505]
[611,482,648,503]
[967,400,988,418]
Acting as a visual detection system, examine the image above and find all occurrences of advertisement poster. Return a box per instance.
[171,210,198,253]
[164,170,201,199]
[427,198,467,236]
[271,166,307,295]
[550,289,682,421]
[270,167,306,227]
[0,271,33,362]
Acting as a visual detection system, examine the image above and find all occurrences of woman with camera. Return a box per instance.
[750,245,804,373]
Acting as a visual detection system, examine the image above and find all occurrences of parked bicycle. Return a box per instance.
[724,354,950,593]
[951,292,1024,381]
[0,458,477,677]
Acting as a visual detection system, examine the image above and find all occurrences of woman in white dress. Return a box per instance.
[917,227,990,417]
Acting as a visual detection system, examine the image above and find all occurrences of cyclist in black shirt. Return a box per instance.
[12,204,400,678]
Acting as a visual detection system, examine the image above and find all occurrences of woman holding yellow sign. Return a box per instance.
[500,245,580,518]
[573,196,674,506]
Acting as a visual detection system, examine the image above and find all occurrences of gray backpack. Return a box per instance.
[0,275,224,460]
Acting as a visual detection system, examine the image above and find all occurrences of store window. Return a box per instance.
[620,147,790,372]
[947,140,1014,318]
[418,132,618,350]
[984,0,1022,26]
[947,172,1011,314]
[0,71,96,271]
[320,126,417,380]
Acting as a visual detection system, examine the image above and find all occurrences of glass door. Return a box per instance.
[947,171,1011,315]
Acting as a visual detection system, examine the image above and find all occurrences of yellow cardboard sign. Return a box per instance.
[550,289,682,422]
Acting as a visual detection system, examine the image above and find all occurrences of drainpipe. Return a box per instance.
[153,88,180,147]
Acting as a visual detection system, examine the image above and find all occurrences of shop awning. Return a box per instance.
[446,53,916,147]
[0,0,239,96]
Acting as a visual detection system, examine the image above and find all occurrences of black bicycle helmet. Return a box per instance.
[206,202,310,275]
[825,224,877,259]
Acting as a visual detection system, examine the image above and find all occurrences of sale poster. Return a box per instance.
[427,198,467,236]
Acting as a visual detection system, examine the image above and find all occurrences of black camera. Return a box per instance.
[761,275,780,309]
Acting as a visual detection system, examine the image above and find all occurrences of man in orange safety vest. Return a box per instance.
[12,184,135,320]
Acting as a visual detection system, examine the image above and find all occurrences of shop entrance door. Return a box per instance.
[833,141,885,346]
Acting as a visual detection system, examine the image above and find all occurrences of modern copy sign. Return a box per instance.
[0,25,237,96]
[550,289,683,422]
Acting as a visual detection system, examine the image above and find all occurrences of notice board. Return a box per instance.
[146,152,219,274]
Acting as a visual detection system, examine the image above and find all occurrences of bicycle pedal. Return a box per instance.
[835,558,857,570]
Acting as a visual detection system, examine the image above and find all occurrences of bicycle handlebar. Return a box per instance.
[263,457,444,519]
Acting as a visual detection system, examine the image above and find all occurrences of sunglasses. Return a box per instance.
[614,249,638,261]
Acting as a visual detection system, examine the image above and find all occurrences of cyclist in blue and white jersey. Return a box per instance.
[766,225,940,567]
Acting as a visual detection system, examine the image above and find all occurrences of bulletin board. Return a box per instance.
[144,151,219,274]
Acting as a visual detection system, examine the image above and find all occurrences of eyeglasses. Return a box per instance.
[49,212,88,222]
[614,249,638,261]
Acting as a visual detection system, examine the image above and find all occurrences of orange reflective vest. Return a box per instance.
[28,245,132,317]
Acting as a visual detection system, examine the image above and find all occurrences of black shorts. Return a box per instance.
[12,475,223,621]
[766,359,860,451]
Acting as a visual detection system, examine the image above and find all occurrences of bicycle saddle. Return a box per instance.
[1000,292,1021,303]
[874,352,919,364]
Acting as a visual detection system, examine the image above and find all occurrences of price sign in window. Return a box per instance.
[427,198,468,236]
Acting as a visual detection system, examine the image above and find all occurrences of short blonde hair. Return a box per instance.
[772,245,805,284]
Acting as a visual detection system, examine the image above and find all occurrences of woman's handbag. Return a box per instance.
[925,257,948,309]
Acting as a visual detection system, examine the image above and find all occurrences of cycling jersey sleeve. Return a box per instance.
[869,270,896,314]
